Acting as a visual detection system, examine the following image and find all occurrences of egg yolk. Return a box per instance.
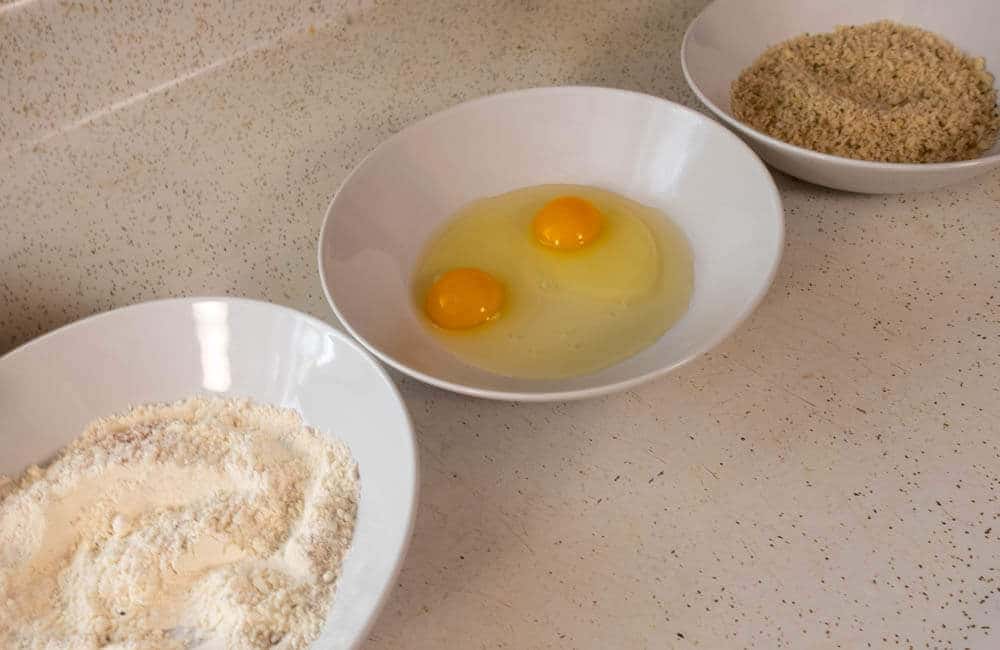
[425,268,505,329]
[533,196,603,250]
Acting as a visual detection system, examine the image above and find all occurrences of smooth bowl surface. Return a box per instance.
[0,298,417,650]
[682,0,1000,194]
[318,86,784,401]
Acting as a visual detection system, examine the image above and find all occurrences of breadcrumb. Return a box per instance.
[731,21,1000,163]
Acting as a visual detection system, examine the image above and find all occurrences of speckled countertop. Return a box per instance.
[3,1,1000,648]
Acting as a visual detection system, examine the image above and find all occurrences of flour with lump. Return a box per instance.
[0,397,359,649]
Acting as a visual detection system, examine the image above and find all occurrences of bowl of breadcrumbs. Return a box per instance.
[682,0,1000,193]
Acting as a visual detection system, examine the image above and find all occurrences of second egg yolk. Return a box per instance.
[425,268,505,329]
[533,196,603,250]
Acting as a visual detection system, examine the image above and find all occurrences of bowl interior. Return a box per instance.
[0,298,416,649]
[684,0,1000,158]
[320,87,783,399]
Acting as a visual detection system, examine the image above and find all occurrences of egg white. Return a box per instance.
[412,184,693,379]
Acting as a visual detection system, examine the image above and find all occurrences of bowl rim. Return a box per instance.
[0,296,419,649]
[317,85,785,402]
[679,0,1000,172]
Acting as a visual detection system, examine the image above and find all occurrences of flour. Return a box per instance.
[0,397,359,650]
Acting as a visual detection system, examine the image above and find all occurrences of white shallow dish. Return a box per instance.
[0,297,417,650]
[318,86,784,402]
[682,0,1000,194]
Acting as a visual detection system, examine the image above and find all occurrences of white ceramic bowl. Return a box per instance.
[682,0,1000,194]
[318,86,784,401]
[0,298,417,650]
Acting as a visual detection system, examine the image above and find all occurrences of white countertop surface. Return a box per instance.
[3,1,1000,647]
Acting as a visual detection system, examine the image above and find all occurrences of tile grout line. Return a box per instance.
[2,2,370,161]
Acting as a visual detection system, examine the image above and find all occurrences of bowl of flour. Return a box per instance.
[0,298,417,650]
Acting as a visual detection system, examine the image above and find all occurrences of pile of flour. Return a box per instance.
[0,397,359,649]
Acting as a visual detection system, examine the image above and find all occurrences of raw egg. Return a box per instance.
[413,184,693,379]
[533,196,603,250]
[424,268,504,329]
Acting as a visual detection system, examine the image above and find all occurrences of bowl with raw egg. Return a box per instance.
[318,86,783,401]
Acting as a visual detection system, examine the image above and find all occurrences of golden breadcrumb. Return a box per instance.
[731,21,1000,163]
